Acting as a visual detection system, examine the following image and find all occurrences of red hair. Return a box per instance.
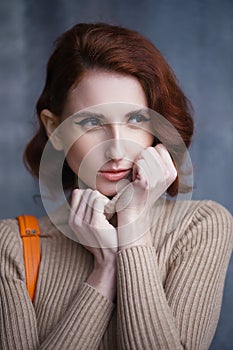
[23,22,194,196]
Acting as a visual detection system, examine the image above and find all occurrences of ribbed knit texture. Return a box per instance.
[0,199,232,349]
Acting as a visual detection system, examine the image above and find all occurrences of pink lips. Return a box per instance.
[98,169,131,181]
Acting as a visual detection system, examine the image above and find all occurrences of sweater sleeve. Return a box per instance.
[116,201,233,350]
[0,219,114,350]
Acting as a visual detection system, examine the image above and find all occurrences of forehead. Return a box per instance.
[62,70,147,117]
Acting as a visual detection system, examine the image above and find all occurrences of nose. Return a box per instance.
[105,124,126,161]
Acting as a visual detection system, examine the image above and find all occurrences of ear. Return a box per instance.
[40,109,64,151]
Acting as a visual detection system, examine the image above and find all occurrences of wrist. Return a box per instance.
[117,225,152,251]
[117,210,137,226]
[93,252,117,269]
[86,259,117,302]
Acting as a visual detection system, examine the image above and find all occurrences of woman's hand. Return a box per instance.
[68,189,118,301]
[115,144,177,249]
[69,188,118,252]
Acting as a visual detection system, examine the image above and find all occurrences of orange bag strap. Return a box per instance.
[17,215,41,301]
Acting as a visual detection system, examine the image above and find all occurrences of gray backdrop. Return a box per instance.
[0,0,232,348]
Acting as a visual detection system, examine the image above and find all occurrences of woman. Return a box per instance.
[0,23,232,350]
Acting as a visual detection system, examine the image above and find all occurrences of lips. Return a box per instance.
[98,169,131,181]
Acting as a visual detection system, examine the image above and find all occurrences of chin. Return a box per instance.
[97,178,129,197]
[96,186,117,197]
[77,177,129,197]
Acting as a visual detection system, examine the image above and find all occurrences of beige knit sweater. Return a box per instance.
[0,199,232,350]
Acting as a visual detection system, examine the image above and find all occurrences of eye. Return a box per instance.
[128,114,150,124]
[75,117,103,128]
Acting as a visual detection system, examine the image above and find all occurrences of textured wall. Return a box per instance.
[0,0,232,348]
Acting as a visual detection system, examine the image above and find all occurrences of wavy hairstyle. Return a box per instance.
[23,22,194,196]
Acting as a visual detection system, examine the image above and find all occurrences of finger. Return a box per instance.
[138,148,163,183]
[91,196,118,248]
[134,159,150,187]
[139,146,176,190]
[69,189,83,224]
[104,185,129,218]
[78,189,95,223]
[92,195,107,222]
[152,144,177,181]
[85,191,108,223]
[145,146,173,182]
[153,144,173,167]
[132,148,146,181]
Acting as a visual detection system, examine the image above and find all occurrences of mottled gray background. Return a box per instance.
[0,0,232,348]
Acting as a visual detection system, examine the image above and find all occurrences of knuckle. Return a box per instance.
[147,146,155,153]
[91,218,100,228]
[92,190,102,199]
[74,215,82,226]
[168,168,177,183]
[72,188,80,197]
[155,143,165,151]
[171,166,178,179]
[68,217,79,231]
[84,188,92,197]
[75,188,85,194]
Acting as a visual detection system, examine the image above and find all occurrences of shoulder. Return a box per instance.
[0,217,21,248]
[190,200,232,244]
[185,200,233,234]
[168,200,233,261]
[164,198,232,232]
[0,217,25,278]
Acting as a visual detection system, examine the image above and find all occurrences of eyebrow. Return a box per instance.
[71,108,149,120]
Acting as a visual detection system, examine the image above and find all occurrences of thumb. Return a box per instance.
[104,180,134,218]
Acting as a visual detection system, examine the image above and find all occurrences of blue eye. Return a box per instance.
[75,117,103,128]
[128,114,150,124]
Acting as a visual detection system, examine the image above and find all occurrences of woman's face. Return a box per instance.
[60,70,154,196]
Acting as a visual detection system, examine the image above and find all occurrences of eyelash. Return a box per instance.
[75,117,102,127]
[128,114,150,124]
[75,114,150,128]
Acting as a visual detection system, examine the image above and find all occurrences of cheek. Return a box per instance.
[65,143,98,189]
[65,138,104,176]
[65,136,93,168]
[145,133,155,147]
[131,131,154,150]
[65,143,83,174]
[130,132,154,161]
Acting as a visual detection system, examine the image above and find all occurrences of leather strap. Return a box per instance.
[17,215,41,301]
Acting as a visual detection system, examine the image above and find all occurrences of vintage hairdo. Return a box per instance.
[23,22,194,196]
